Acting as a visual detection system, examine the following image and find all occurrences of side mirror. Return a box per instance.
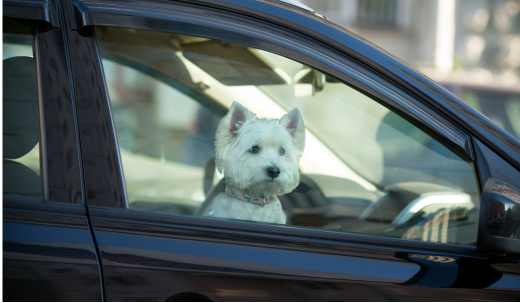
[477,178,520,256]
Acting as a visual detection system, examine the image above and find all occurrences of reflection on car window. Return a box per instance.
[3,19,43,201]
[460,88,520,140]
[102,59,223,214]
[96,27,479,245]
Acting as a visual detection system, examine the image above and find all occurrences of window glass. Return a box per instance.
[3,19,43,200]
[461,88,520,140]
[96,27,479,245]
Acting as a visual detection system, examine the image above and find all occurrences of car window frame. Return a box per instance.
[64,0,486,256]
[3,1,84,205]
[3,0,60,27]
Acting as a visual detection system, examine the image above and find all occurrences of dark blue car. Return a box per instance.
[3,0,520,301]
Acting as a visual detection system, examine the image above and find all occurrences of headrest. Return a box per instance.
[3,56,40,159]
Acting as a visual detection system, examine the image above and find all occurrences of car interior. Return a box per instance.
[2,55,43,201]
[94,26,480,245]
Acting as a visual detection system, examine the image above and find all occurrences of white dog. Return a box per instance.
[212,102,305,224]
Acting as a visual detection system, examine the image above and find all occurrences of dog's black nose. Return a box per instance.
[267,167,280,178]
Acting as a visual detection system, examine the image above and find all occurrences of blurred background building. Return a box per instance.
[300,0,520,140]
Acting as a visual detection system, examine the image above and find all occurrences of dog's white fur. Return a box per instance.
[212,102,305,224]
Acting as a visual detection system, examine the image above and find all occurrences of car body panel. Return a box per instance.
[89,207,520,301]
[3,0,520,301]
[3,201,103,301]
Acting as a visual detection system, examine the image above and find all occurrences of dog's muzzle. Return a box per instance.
[266,166,280,178]
[225,184,276,207]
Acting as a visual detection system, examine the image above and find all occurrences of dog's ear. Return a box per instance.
[226,101,254,135]
[279,108,305,154]
[215,102,255,173]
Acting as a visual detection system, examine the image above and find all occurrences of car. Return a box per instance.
[3,0,520,301]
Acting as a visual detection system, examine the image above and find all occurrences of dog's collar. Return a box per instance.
[224,184,276,207]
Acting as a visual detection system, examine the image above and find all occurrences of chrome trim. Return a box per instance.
[274,0,314,13]
[34,27,49,201]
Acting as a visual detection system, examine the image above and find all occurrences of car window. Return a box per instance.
[460,88,520,140]
[95,26,479,245]
[3,19,43,201]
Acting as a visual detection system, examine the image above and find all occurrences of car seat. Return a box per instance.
[3,56,43,200]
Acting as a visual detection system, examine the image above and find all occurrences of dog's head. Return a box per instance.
[215,102,305,196]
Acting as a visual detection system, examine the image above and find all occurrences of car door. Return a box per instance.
[2,1,103,301]
[63,0,520,301]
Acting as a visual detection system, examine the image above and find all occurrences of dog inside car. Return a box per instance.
[212,102,305,224]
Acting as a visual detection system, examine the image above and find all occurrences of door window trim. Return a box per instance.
[3,0,59,27]
[34,1,85,204]
[88,205,482,257]
[33,27,49,201]
[62,0,127,208]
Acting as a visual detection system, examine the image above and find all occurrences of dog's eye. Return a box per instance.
[279,148,285,155]
[250,145,259,154]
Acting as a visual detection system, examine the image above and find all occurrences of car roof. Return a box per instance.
[187,0,520,170]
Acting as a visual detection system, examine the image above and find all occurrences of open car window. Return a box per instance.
[96,26,479,246]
